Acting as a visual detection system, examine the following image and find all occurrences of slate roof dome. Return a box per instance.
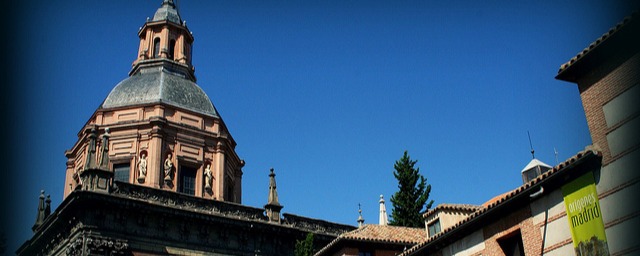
[152,0,182,24]
[100,66,218,117]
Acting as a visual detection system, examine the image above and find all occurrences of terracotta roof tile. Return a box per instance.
[481,190,513,208]
[315,225,427,255]
[423,204,482,218]
[557,11,637,73]
[341,224,427,244]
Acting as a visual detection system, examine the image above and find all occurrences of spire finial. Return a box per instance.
[32,190,47,232]
[162,0,175,6]
[379,194,388,226]
[265,168,284,223]
[267,168,279,205]
[151,0,182,24]
[357,203,365,228]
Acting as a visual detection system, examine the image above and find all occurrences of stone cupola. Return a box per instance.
[131,0,195,81]
[63,0,244,204]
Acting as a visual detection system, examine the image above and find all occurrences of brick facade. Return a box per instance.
[577,52,639,165]
[481,206,541,256]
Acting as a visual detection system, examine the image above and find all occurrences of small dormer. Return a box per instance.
[423,204,481,238]
[521,158,552,183]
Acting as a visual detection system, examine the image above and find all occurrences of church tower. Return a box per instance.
[20,2,355,255]
[63,0,244,203]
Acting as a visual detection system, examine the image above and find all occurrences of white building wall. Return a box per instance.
[596,149,640,194]
[599,182,640,224]
[441,229,484,256]
[605,215,640,254]
[540,215,572,249]
[543,244,574,256]
[530,189,566,224]
[596,148,640,255]
[530,188,572,253]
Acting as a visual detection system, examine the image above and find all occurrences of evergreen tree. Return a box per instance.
[294,232,314,256]
[389,150,434,228]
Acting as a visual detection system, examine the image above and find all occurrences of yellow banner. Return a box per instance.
[561,172,609,256]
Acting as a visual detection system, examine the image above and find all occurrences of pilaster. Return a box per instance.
[149,120,164,189]
[215,141,225,200]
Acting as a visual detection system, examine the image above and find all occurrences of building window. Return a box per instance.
[113,163,130,182]
[225,176,235,201]
[427,219,441,237]
[153,37,161,58]
[179,165,197,195]
[169,39,176,59]
[498,230,525,256]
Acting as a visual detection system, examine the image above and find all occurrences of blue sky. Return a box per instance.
[4,0,638,253]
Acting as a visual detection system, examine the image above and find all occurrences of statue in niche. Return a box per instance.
[164,153,173,182]
[137,152,147,183]
[204,164,213,191]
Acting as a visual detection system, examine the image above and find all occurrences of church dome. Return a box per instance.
[152,0,182,24]
[100,66,218,117]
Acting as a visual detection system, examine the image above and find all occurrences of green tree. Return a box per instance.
[294,232,314,256]
[389,150,434,228]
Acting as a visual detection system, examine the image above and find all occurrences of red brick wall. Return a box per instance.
[334,247,358,256]
[376,249,405,256]
[578,52,640,165]
[331,247,405,256]
[482,206,542,256]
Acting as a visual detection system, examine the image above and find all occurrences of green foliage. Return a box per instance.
[389,150,434,228]
[294,232,315,256]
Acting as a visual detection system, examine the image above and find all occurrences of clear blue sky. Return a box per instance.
[3,0,638,253]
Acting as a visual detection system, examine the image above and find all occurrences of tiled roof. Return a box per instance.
[481,190,513,208]
[423,204,481,218]
[401,147,600,256]
[315,224,427,256]
[557,11,637,74]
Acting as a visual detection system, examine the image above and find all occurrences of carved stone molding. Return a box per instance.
[113,182,266,222]
[65,236,83,256]
[85,235,129,255]
[65,232,129,256]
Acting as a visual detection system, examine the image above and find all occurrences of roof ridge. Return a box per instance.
[423,203,482,218]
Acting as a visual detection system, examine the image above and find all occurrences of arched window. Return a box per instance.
[169,39,176,60]
[153,38,161,58]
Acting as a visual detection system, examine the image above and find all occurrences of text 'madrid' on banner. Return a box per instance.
[561,172,609,256]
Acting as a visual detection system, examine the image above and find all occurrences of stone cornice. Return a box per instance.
[19,180,356,256]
